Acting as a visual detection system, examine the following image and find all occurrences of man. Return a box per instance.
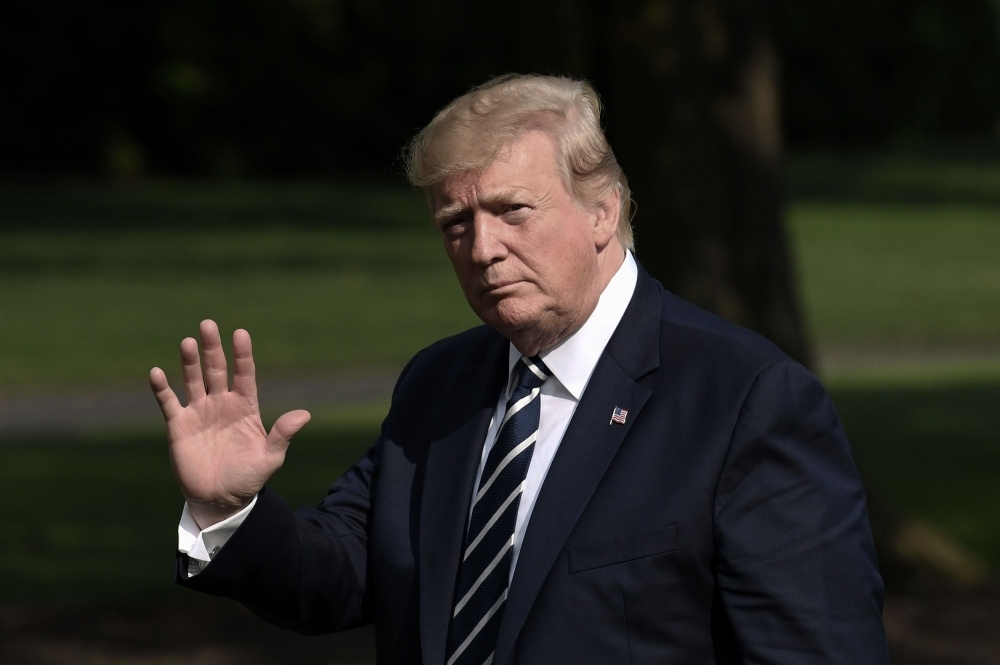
[150,74,889,664]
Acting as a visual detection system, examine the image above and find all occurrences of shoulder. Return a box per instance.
[654,286,814,384]
[388,324,506,406]
[659,288,789,366]
[654,289,836,446]
[625,262,794,380]
[636,283,823,413]
[398,325,504,381]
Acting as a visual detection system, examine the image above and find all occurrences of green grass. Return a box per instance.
[832,383,1000,567]
[790,202,1000,345]
[0,181,482,390]
[0,226,479,389]
[0,406,385,600]
[1,154,999,600]
[1,200,998,389]
[1,386,997,601]
[786,150,1000,206]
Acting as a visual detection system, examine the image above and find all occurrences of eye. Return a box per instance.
[441,216,470,237]
[504,203,529,214]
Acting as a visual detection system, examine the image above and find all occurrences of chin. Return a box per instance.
[474,296,543,336]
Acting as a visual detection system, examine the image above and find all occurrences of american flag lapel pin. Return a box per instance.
[610,406,628,425]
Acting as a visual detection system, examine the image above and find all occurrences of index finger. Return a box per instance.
[149,367,183,420]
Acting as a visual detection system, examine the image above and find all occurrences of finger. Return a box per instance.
[199,319,229,394]
[265,409,312,454]
[149,367,183,420]
[180,336,206,402]
[231,328,258,400]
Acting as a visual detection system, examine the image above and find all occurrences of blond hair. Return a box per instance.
[404,74,634,250]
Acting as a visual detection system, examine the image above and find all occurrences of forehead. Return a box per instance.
[431,130,566,210]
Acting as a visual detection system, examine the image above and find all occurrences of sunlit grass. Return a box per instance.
[2,202,998,389]
[790,202,1000,345]
[0,227,479,389]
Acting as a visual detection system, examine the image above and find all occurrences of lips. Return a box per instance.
[482,280,520,295]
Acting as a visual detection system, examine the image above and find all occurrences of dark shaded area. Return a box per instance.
[833,382,1000,574]
[1,382,999,662]
[596,1,813,366]
[0,423,378,600]
[1,383,997,601]
[0,181,424,230]
[4,590,1000,665]
[0,598,378,665]
[3,0,999,178]
[779,0,1000,147]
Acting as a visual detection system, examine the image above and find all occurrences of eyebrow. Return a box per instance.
[432,188,528,226]
[432,203,466,227]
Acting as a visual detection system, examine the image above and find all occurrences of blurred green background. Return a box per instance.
[1,0,999,662]
[2,154,998,600]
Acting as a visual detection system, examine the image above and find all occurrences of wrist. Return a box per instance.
[188,496,254,531]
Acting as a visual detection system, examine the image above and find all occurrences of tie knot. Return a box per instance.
[516,355,550,391]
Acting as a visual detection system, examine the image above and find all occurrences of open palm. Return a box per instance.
[149,320,310,529]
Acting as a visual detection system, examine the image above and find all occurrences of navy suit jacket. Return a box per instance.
[179,264,889,664]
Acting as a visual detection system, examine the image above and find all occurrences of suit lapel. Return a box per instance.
[493,267,664,665]
[419,336,509,665]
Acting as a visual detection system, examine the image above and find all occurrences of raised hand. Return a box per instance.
[149,320,311,530]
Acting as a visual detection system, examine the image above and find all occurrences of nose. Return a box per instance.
[469,214,508,266]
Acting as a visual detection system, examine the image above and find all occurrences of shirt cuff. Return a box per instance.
[177,495,257,577]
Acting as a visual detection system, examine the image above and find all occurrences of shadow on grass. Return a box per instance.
[1,383,998,663]
[830,381,1000,569]
[1,596,377,665]
[0,180,427,231]
[787,149,1000,205]
[0,418,380,601]
[2,382,997,601]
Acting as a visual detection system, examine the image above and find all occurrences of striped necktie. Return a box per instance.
[445,355,550,665]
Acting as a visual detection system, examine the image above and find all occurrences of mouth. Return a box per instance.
[481,280,521,296]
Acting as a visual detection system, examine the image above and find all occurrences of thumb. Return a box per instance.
[266,409,312,453]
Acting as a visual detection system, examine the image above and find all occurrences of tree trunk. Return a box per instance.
[592,0,986,590]
[596,0,812,367]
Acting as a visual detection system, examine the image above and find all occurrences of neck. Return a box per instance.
[509,241,627,357]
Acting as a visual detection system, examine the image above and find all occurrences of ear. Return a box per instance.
[592,186,622,251]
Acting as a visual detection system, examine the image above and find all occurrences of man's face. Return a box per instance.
[430,130,616,353]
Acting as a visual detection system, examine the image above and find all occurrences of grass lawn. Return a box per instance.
[1,383,997,601]
[0,407,385,600]
[2,173,999,390]
[1,152,998,600]
[790,202,1000,345]
[832,382,1000,567]
[0,226,479,389]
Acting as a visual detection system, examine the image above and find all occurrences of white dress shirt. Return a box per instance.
[472,251,637,579]
[178,252,638,578]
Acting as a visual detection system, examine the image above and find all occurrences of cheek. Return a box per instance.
[443,238,469,274]
[444,244,484,301]
[534,229,593,287]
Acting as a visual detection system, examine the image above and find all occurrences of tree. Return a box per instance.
[591,0,986,589]
[596,0,812,367]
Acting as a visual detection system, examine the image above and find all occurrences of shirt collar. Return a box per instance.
[505,251,639,400]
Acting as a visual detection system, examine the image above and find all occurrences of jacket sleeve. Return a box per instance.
[175,438,382,635]
[713,359,890,664]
